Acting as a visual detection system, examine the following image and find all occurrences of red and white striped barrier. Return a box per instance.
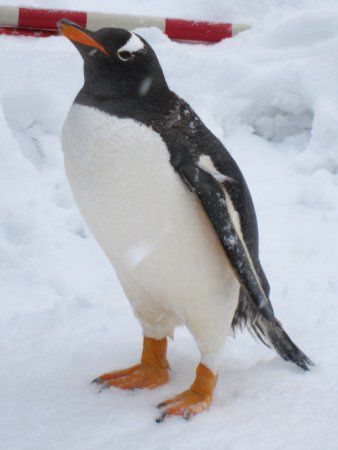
[0,6,251,42]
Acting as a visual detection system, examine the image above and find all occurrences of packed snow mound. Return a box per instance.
[1,3,338,450]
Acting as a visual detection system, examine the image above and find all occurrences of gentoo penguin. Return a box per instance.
[58,19,313,421]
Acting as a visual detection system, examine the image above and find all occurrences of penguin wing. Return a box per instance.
[174,154,274,321]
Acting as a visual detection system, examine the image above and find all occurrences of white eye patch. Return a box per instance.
[118,32,144,53]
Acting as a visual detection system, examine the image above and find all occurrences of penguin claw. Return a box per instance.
[91,377,109,392]
[155,412,166,423]
[98,384,109,393]
[157,401,166,409]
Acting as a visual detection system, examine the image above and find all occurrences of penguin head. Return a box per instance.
[58,19,168,99]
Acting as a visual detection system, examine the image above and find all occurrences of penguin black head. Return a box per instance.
[58,19,168,99]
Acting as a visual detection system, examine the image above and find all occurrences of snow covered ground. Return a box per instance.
[1,1,338,449]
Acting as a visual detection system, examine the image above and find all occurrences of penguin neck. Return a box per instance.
[80,67,171,101]
[74,83,175,123]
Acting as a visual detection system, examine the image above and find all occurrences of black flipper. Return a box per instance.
[176,157,274,321]
[174,155,313,371]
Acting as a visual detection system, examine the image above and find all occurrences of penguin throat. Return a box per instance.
[81,76,170,102]
[82,62,169,101]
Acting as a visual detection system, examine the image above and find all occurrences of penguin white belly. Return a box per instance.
[62,104,239,353]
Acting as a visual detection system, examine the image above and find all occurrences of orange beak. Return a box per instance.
[58,20,109,57]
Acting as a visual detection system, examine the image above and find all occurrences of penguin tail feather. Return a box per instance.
[232,290,314,371]
[251,316,314,371]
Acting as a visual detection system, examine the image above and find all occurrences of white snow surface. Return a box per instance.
[1,1,338,449]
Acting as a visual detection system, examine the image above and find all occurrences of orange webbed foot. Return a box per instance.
[156,363,217,422]
[156,389,211,421]
[92,364,169,390]
[92,337,169,391]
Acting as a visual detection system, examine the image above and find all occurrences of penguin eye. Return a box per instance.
[117,50,134,61]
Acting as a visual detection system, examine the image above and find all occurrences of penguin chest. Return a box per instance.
[62,104,183,263]
[62,104,238,320]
